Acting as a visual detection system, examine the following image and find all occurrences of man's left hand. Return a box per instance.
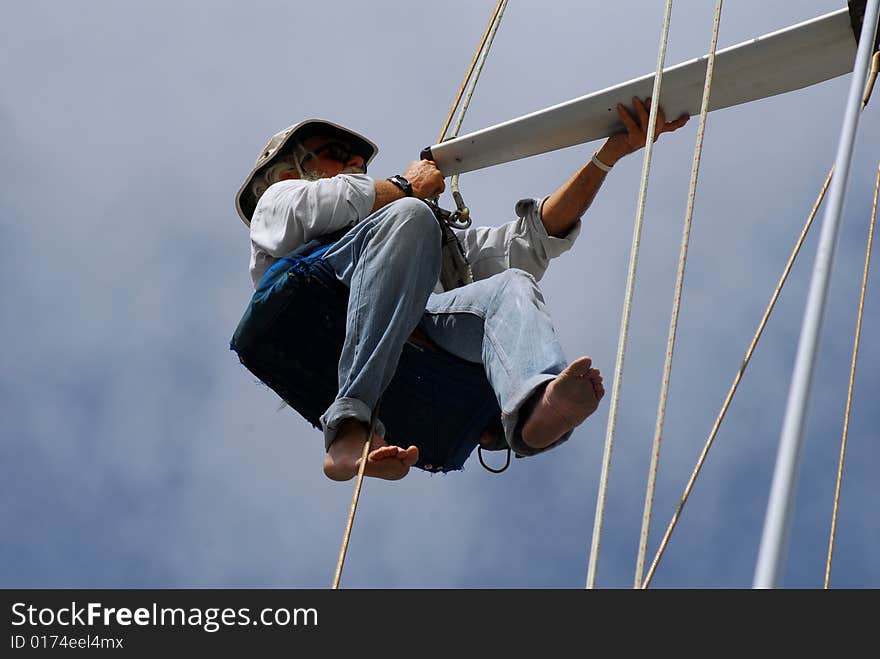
[599,96,689,166]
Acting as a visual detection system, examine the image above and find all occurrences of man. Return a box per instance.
[235,97,688,482]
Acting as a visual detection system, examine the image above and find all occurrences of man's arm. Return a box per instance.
[541,96,689,238]
[370,159,446,213]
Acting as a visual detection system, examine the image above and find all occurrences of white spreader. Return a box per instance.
[422,7,864,176]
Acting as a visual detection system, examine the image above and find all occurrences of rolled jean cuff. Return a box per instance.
[501,373,573,457]
[321,397,386,452]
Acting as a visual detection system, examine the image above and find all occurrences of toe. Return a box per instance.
[402,446,419,466]
[567,356,593,377]
[368,445,400,461]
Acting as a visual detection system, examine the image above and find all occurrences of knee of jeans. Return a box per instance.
[385,198,442,250]
[499,268,539,293]
[492,268,544,308]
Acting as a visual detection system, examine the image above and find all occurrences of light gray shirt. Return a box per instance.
[248,174,581,288]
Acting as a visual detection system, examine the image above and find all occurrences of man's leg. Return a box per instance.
[519,356,604,450]
[420,268,604,456]
[320,198,441,480]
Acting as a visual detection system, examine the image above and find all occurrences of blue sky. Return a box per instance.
[2,0,877,589]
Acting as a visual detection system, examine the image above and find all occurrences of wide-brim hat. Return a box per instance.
[235,119,378,226]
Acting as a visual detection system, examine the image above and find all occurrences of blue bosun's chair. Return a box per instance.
[230,235,508,474]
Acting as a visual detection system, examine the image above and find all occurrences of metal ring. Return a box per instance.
[478,446,510,473]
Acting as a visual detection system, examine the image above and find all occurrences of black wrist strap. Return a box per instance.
[387,174,413,196]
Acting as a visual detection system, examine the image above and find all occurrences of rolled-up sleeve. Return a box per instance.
[456,196,581,282]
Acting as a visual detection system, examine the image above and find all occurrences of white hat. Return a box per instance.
[234,119,378,226]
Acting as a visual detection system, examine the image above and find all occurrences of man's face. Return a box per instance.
[299,135,366,179]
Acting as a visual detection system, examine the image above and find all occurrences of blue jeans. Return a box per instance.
[321,198,570,456]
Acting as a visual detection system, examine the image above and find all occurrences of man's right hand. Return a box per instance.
[403,159,446,199]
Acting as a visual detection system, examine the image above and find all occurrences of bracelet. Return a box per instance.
[591,152,613,173]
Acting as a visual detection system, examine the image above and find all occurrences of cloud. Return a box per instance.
[2,0,877,589]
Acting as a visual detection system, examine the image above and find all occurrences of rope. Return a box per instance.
[330,3,514,589]
[446,0,508,143]
[332,400,382,589]
[641,43,880,590]
[634,0,723,589]
[436,0,507,144]
[331,4,511,590]
[824,160,878,589]
[449,0,508,223]
[586,0,675,590]
[639,166,833,588]
[861,51,879,108]
[437,0,508,224]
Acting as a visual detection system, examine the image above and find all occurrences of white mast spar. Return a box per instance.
[422,7,862,176]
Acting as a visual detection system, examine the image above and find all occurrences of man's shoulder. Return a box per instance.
[253,179,311,216]
[262,174,374,199]
[266,178,310,196]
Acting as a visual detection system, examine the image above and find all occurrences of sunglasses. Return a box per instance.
[300,142,366,172]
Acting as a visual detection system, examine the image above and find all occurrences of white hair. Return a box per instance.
[249,142,317,200]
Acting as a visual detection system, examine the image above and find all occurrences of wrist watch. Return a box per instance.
[387,174,413,197]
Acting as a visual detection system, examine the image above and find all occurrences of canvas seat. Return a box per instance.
[230,240,504,473]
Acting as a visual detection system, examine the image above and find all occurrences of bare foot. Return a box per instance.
[323,418,419,481]
[521,356,605,450]
[358,444,419,481]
